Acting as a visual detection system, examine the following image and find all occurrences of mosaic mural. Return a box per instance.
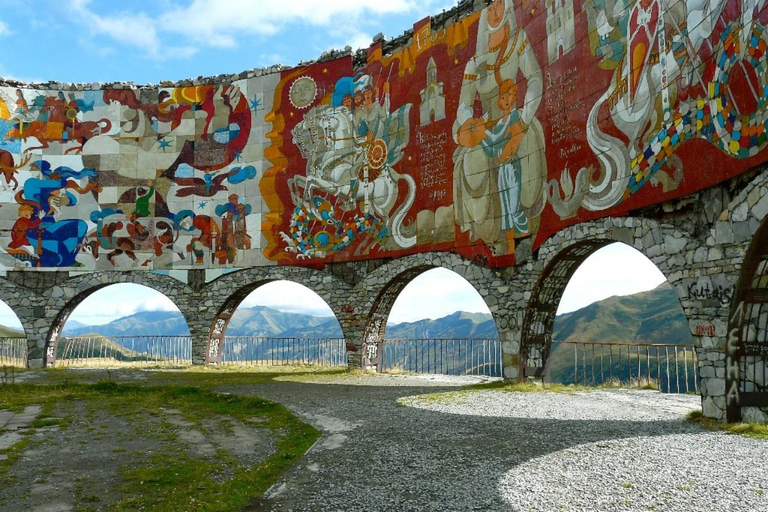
[0,0,767,270]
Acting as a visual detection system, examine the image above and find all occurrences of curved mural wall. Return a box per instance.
[0,0,766,270]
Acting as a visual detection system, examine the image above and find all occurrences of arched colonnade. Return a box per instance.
[1,170,767,422]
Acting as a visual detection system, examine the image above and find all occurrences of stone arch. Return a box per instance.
[0,279,30,366]
[202,266,352,364]
[0,278,32,338]
[725,207,768,422]
[352,252,506,372]
[40,271,194,367]
[710,168,768,246]
[696,169,768,420]
[522,217,700,376]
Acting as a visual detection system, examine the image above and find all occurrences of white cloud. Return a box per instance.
[0,20,11,37]
[0,301,22,330]
[137,295,180,313]
[159,0,420,48]
[57,0,460,62]
[326,26,373,53]
[72,0,162,56]
[257,53,289,67]
[557,243,667,315]
[65,283,181,325]
[70,0,195,60]
[239,280,334,317]
[0,64,44,84]
[388,268,491,324]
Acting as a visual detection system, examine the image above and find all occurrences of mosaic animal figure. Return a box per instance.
[85,212,178,267]
[0,150,30,190]
[6,117,111,153]
[163,84,251,182]
[285,103,416,257]
[280,195,389,259]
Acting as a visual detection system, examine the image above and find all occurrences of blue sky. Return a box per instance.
[0,1,667,328]
[0,0,456,84]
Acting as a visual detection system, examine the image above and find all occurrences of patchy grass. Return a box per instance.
[687,411,768,439]
[467,378,660,393]
[25,365,349,390]
[402,378,665,405]
[0,365,26,385]
[0,431,33,484]
[0,381,320,510]
[30,416,62,429]
[464,380,594,394]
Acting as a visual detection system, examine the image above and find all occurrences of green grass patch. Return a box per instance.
[0,432,33,485]
[402,378,665,406]
[0,381,320,510]
[687,411,768,439]
[465,380,594,394]
[30,417,61,429]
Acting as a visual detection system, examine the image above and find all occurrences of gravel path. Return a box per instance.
[235,375,768,512]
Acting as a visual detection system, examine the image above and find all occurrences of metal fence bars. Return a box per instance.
[57,336,192,367]
[381,338,503,377]
[0,337,26,368]
[549,341,699,393]
[221,337,347,366]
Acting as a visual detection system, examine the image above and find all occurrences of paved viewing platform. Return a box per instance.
[1,370,765,511]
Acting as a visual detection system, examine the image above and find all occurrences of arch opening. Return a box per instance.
[524,241,696,392]
[367,266,500,376]
[207,280,345,367]
[726,216,768,422]
[0,300,26,368]
[50,283,191,368]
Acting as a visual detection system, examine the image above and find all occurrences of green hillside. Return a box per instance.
[55,334,174,364]
[553,282,692,344]
[0,325,24,338]
[548,282,694,388]
[5,280,697,384]
[385,311,497,339]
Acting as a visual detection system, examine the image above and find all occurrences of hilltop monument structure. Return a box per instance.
[0,0,766,423]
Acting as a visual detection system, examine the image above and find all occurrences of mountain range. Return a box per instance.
[1,282,694,359]
[53,281,691,344]
[552,282,693,344]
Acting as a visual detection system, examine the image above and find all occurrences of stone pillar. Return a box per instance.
[331,300,367,371]
[499,263,539,381]
[330,283,382,371]
[696,346,727,419]
[17,300,52,368]
[178,300,217,365]
[3,271,72,368]
[176,269,217,365]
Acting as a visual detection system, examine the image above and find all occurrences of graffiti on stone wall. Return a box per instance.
[687,280,734,305]
[696,323,716,337]
[726,300,744,417]
[2,0,768,270]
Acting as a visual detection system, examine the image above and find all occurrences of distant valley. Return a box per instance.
[2,282,694,372]
[48,281,692,345]
[0,282,697,386]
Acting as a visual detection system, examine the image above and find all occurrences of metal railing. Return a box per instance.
[0,337,27,368]
[382,338,503,377]
[222,336,347,366]
[57,336,192,367]
[548,341,699,393]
